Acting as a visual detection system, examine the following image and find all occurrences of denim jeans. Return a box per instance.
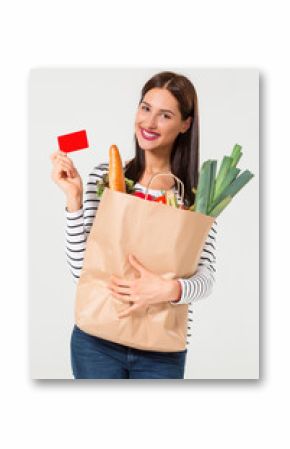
[71,325,187,379]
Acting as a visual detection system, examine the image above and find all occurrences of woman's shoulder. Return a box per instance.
[87,162,109,181]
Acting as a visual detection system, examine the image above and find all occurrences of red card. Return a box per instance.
[57,130,89,153]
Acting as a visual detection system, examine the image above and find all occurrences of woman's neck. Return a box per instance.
[143,150,171,174]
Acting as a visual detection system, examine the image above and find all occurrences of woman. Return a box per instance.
[50,71,217,379]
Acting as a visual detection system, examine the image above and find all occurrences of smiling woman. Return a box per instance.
[50,70,217,379]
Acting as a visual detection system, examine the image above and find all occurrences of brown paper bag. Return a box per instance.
[75,179,215,352]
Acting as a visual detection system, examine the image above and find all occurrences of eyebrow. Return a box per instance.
[141,101,175,116]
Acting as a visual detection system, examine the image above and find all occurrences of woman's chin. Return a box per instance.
[137,138,160,151]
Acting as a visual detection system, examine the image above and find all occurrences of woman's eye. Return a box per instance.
[140,105,170,119]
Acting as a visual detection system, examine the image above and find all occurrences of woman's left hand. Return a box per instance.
[108,254,180,318]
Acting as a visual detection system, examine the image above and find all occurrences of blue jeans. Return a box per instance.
[70,325,187,379]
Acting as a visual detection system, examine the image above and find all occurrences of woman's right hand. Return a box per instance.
[50,151,83,199]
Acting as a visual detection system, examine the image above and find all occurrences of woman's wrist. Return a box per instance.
[66,193,83,212]
[168,279,182,303]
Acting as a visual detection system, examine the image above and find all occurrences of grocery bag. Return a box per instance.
[74,173,215,352]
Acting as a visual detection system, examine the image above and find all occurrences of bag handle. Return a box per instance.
[144,172,185,205]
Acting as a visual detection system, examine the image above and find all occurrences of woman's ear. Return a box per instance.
[180,116,192,134]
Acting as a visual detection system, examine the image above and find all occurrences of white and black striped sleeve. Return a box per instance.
[171,220,218,305]
[83,162,109,236]
[65,163,109,283]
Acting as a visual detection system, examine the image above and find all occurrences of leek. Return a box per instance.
[230,144,243,168]
[208,196,232,217]
[212,156,233,202]
[188,143,255,217]
[219,167,241,193]
[208,160,217,208]
[208,169,254,214]
[195,160,213,214]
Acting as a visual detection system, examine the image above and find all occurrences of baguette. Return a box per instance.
[108,144,126,192]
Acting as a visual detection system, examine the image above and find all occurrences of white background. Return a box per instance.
[29,68,258,379]
[0,0,287,448]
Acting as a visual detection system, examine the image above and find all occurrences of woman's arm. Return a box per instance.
[170,220,218,305]
[65,163,109,282]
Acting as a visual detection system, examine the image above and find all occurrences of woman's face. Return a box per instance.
[134,87,191,152]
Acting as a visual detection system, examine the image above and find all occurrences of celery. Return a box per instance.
[166,190,178,208]
[165,191,170,206]
[173,192,179,208]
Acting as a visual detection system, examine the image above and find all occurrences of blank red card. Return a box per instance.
[57,130,89,153]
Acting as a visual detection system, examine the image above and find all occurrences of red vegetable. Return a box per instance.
[155,195,166,204]
[133,191,156,201]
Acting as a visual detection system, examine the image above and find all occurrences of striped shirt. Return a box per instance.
[65,162,217,346]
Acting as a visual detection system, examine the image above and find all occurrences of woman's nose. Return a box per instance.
[145,114,158,129]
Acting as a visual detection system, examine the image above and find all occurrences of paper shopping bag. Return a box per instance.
[74,187,215,352]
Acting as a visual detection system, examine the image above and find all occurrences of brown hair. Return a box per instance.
[125,70,199,207]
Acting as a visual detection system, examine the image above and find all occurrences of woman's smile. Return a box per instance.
[140,127,160,141]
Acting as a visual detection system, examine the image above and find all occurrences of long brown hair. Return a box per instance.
[125,71,199,207]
